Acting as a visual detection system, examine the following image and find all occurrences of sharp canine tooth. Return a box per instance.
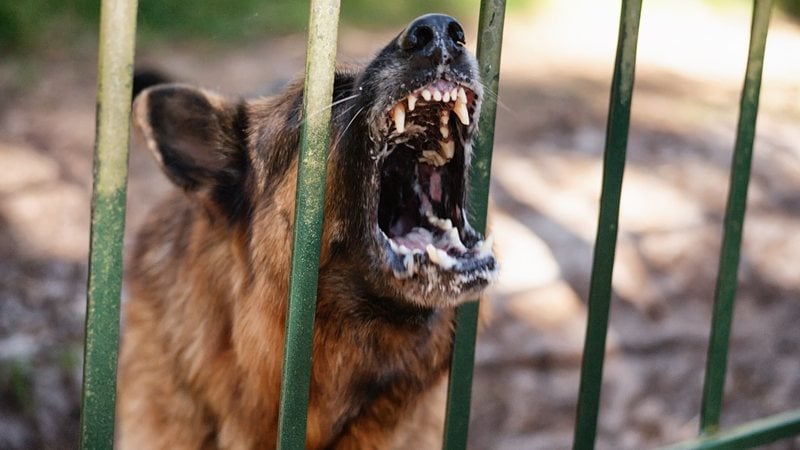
[405,253,416,274]
[440,125,449,139]
[440,140,455,160]
[442,90,450,102]
[457,87,467,103]
[407,95,417,111]
[426,244,439,263]
[448,228,467,251]
[448,227,459,240]
[433,89,442,102]
[437,248,451,264]
[454,97,470,125]
[392,103,405,133]
[421,89,432,101]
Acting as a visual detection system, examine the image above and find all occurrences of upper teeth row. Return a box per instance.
[391,86,470,136]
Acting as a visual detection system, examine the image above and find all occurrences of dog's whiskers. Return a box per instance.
[304,93,361,122]
[476,81,513,114]
[332,105,365,152]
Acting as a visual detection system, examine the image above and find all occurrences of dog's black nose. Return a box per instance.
[398,14,465,66]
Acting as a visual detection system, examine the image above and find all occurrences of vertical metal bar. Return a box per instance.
[443,1,506,448]
[79,0,138,447]
[276,0,340,448]
[572,1,642,449]
[700,0,773,435]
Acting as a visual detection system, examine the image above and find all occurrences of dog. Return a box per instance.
[117,13,497,449]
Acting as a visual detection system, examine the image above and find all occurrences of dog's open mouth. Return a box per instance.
[372,79,496,286]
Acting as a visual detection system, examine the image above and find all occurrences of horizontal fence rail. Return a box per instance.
[79,0,138,447]
[572,0,642,449]
[276,0,341,448]
[662,409,800,450]
[443,0,507,449]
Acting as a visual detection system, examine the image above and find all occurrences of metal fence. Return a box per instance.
[80,0,800,448]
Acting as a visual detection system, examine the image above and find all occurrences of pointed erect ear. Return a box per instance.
[133,84,251,221]
[133,84,243,190]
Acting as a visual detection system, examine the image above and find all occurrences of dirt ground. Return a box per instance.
[1,2,800,449]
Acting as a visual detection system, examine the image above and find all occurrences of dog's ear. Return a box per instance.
[133,84,246,191]
[132,69,171,99]
[133,84,251,221]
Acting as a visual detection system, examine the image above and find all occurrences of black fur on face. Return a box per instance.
[329,14,497,308]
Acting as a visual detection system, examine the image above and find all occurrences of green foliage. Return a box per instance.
[0,360,34,413]
[0,0,542,54]
[780,0,800,21]
[1,0,797,54]
[0,0,79,52]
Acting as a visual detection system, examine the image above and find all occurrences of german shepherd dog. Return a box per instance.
[117,14,497,449]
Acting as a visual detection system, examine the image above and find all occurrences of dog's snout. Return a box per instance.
[399,14,465,65]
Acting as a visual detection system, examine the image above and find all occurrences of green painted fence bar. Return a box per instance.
[699,0,773,436]
[663,409,800,450]
[572,0,642,449]
[79,0,138,447]
[442,1,506,449]
[276,0,341,448]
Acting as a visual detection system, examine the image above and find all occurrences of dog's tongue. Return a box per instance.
[418,164,442,203]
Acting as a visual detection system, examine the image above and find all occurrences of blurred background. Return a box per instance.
[1,0,800,448]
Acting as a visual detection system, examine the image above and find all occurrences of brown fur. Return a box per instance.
[118,15,495,449]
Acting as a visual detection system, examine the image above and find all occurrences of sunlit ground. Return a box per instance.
[1,0,799,448]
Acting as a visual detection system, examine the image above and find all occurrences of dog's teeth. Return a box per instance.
[426,244,439,263]
[421,89,432,101]
[440,139,455,160]
[448,228,468,252]
[440,125,450,139]
[442,219,454,231]
[451,88,458,101]
[457,87,467,103]
[431,150,446,166]
[431,151,445,166]
[407,94,417,111]
[392,103,406,133]
[425,244,454,268]
[421,150,442,166]
[433,89,442,102]
[447,226,459,240]
[404,253,416,273]
[442,90,451,102]
[440,110,449,125]
[437,248,456,269]
[454,96,470,125]
[398,244,411,255]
